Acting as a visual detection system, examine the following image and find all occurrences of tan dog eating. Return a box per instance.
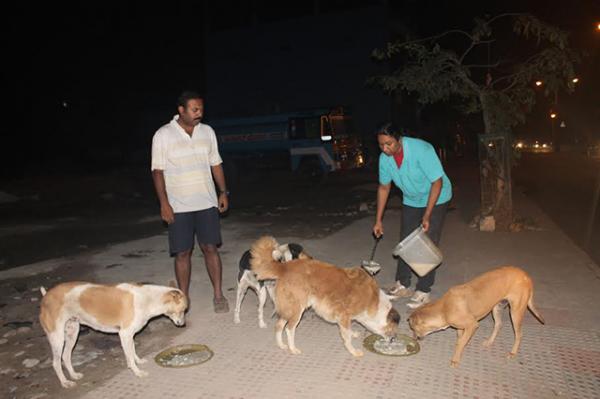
[39,282,188,388]
[408,266,545,367]
[250,236,400,357]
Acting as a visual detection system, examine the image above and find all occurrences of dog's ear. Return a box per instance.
[165,289,185,305]
[168,279,177,288]
[387,307,401,324]
[407,313,420,331]
[288,243,304,259]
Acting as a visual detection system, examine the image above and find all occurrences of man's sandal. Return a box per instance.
[213,297,230,313]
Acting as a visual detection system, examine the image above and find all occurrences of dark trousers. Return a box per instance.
[396,202,448,293]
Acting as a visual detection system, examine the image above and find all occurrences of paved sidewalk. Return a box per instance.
[4,167,600,399]
[78,184,600,398]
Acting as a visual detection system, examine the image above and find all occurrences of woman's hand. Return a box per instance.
[421,216,430,232]
[422,178,442,233]
[373,221,384,238]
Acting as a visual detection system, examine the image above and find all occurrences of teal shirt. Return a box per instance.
[379,136,452,207]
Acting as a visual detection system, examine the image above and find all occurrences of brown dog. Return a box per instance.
[408,266,544,367]
[250,236,400,357]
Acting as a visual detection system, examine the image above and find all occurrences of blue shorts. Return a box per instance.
[168,207,222,256]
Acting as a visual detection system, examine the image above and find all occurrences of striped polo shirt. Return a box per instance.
[151,115,223,213]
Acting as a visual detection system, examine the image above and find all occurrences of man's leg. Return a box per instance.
[200,243,229,313]
[195,207,228,313]
[199,243,224,300]
[174,249,193,298]
[168,212,195,299]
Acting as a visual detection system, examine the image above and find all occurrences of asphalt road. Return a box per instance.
[0,166,379,271]
[512,151,600,265]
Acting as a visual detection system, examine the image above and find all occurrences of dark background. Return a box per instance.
[2,0,599,177]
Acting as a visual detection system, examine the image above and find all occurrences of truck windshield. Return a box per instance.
[289,117,320,140]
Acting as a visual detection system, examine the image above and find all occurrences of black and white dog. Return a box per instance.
[233,242,310,328]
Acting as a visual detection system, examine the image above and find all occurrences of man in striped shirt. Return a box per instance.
[151,91,230,313]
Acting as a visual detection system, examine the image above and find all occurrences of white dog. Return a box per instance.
[39,282,188,388]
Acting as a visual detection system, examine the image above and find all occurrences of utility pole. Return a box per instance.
[550,112,558,151]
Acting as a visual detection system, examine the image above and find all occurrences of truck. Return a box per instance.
[209,106,365,182]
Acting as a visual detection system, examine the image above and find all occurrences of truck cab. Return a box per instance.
[210,106,364,181]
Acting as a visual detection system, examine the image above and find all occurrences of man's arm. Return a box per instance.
[211,164,229,213]
[151,169,174,224]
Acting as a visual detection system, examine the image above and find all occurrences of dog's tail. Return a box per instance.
[527,294,545,324]
[250,236,285,280]
[40,286,47,296]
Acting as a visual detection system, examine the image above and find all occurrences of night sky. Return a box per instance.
[2,0,598,176]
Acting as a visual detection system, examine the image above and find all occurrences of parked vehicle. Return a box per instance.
[210,106,365,181]
[513,138,554,153]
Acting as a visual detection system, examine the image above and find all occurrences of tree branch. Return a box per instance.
[464,62,501,68]
[490,50,542,88]
[485,13,525,25]
[459,38,495,63]
[499,77,520,92]
[387,29,474,54]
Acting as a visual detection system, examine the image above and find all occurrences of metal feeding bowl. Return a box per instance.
[361,260,381,275]
[154,344,213,368]
[363,333,420,357]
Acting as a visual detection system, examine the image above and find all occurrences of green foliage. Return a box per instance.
[369,13,580,137]
[513,15,569,48]
[370,43,475,104]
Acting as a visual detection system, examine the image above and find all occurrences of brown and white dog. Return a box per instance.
[39,282,188,388]
[408,266,545,367]
[250,236,400,357]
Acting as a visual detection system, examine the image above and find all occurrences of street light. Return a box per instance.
[572,77,579,83]
[535,80,543,86]
[550,112,557,151]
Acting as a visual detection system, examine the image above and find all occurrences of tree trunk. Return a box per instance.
[478,93,513,232]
